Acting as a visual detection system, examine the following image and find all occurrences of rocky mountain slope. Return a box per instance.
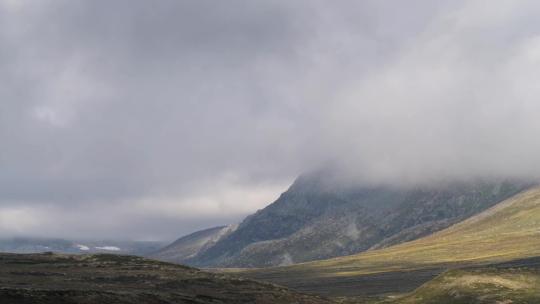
[0,252,332,304]
[157,172,531,267]
[238,186,540,298]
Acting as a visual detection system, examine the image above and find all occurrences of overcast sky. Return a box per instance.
[2,0,540,240]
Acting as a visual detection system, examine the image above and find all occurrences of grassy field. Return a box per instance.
[236,187,540,296]
[393,258,540,304]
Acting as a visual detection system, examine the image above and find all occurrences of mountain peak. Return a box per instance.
[155,174,533,268]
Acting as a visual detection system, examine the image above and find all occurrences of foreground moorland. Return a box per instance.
[0,253,331,304]
[236,187,540,298]
[2,253,540,304]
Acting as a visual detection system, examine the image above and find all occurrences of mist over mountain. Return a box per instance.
[5,1,540,303]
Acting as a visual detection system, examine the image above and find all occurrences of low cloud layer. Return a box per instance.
[1,0,540,239]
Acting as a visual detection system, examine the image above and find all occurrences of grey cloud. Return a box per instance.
[1,0,539,239]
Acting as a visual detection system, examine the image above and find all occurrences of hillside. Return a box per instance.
[164,172,529,267]
[0,252,331,304]
[238,187,540,297]
[149,225,236,264]
[393,257,540,304]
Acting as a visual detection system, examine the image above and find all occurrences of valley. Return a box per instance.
[5,1,540,303]
[3,186,540,303]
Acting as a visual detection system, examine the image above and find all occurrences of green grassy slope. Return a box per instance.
[237,187,540,296]
[394,260,540,304]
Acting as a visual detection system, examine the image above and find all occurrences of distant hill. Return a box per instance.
[0,237,164,256]
[149,225,236,264]
[160,172,531,267]
[0,252,331,304]
[237,186,540,298]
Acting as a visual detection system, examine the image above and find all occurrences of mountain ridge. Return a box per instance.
[154,172,532,268]
[236,186,540,298]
